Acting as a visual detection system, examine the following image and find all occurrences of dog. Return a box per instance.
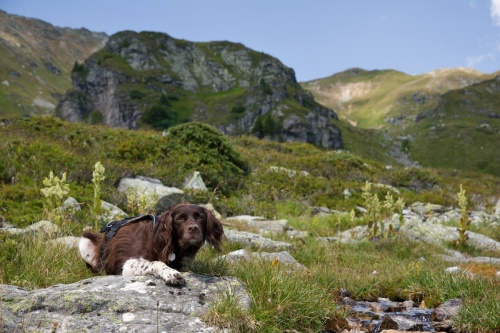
[78,203,224,285]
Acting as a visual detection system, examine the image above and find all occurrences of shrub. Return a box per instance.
[165,122,250,193]
[141,104,177,130]
[88,110,104,124]
[252,113,282,138]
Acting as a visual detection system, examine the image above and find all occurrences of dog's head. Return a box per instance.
[158,203,224,262]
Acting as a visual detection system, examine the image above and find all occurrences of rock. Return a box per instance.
[48,236,80,248]
[117,176,185,213]
[434,298,462,321]
[342,295,449,333]
[1,274,250,333]
[356,206,368,214]
[224,229,294,251]
[61,196,81,212]
[495,198,500,218]
[444,266,475,277]
[268,166,310,177]
[183,171,208,192]
[221,249,306,271]
[286,229,309,239]
[0,220,60,236]
[370,183,401,195]
[343,188,352,198]
[223,215,288,234]
[401,218,500,252]
[410,202,446,216]
[198,203,222,220]
[98,200,127,222]
[438,249,500,265]
[380,314,426,331]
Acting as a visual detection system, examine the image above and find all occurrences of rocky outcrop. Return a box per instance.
[1,274,250,333]
[56,30,342,149]
[319,202,500,253]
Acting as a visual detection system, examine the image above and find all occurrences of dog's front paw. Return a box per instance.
[162,271,186,285]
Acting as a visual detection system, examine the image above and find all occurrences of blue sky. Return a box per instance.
[2,0,500,81]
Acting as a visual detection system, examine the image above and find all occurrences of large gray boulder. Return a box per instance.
[117,176,185,212]
[2,274,250,333]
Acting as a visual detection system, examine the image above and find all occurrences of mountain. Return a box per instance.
[303,68,500,176]
[56,31,343,149]
[302,67,497,129]
[409,76,500,175]
[0,10,108,117]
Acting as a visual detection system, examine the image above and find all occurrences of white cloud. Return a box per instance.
[492,0,500,25]
[466,53,495,69]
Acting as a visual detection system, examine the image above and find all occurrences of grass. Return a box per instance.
[0,232,95,289]
[0,116,499,332]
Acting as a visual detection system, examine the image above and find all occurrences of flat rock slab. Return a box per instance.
[2,273,250,333]
[224,229,294,251]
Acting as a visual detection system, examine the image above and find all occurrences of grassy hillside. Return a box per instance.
[303,67,496,130]
[1,117,499,332]
[303,68,500,176]
[408,76,500,175]
[1,116,498,226]
[0,10,107,117]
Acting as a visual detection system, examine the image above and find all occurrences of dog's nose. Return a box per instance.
[188,224,199,232]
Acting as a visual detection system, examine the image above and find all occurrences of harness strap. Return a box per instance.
[99,214,157,260]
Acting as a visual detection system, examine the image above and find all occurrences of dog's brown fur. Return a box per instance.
[79,203,224,283]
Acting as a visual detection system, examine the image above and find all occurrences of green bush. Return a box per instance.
[252,113,282,137]
[141,94,179,130]
[165,122,250,193]
[88,110,104,124]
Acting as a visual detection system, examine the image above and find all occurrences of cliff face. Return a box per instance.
[56,31,342,149]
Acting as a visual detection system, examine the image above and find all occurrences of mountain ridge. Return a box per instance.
[0,9,108,116]
[302,67,500,175]
[55,30,343,149]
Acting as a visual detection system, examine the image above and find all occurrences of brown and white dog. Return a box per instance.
[78,203,224,285]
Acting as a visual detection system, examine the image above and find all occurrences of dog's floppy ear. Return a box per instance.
[203,208,224,251]
[157,208,175,263]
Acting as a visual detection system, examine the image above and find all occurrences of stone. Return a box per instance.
[400,218,500,252]
[495,198,500,218]
[268,166,310,177]
[0,220,60,236]
[48,236,80,248]
[410,202,446,216]
[98,200,127,222]
[434,298,462,321]
[220,249,306,271]
[224,229,294,251]
[198,203,222,220]
[286,229,309,239]
[1,274,250,333]
[223,215,288,234]
[183,171,208,192]
[61,196,81,212]
[117,177,185,213]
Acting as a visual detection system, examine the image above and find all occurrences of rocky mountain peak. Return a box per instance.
[56,30,343,149]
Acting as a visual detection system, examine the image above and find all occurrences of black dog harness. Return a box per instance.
[99,214,158,259]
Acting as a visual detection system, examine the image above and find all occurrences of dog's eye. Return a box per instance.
[175,217,185,223]
[196,215,205,221]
